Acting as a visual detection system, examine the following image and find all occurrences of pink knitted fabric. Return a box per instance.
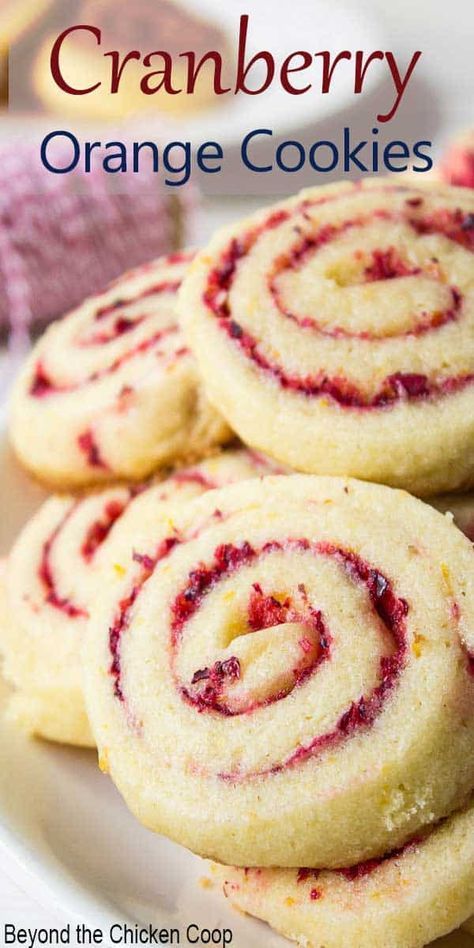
[0,143,190,350]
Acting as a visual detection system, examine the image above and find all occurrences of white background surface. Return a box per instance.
[1,0,474,940]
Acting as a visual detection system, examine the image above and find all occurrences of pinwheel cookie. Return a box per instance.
[0,449,279,746]
[9,251,230,489]
[213,797,474,948]
[84,475,474,868]
[179,178,474,495]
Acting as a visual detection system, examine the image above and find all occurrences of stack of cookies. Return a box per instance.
[2,176,474,948]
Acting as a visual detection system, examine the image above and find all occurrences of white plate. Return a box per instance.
[0,414,472,947]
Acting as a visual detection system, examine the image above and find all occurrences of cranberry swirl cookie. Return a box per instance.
[0,449,277,746]
[9,252,230,488]
[179,179,474,496]
[84,476,474,868]
[213,798,474,948]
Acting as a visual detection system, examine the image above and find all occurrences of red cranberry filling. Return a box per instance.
[80,499,128,561]
[109,536,179,699]
[296,834,423,899]
[248,583,293,630]
[221,317,473,408]
[94,280,180,322]
[81,315,145,345]
[80,278,182,346]
[192,656,241,685]
[336,834,422,881]
[184,580,330,716]
[410,207,474,251]
[463,642,474,677]
[363,247,420,282]
[37,492,136,618]
[297,868,320,884]
[30,362,54,397]
[170,469,218,490]
[189,657,242,714]
[77,430,108,470]
[38,506,87,618]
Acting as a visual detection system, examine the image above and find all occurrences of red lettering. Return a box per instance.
[105,50,141,94]
[180,51,231,95]
[141,52,180,95]
[315,50,352,94]
[280,52,313,94]
[354,49,384,92]
[378,51,422,122]
[235,14,275,95]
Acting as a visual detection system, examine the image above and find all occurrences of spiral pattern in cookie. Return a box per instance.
[84,475,474,868]
[180,179,474,495]
[10,252,230,488]
[214,798,474,948]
